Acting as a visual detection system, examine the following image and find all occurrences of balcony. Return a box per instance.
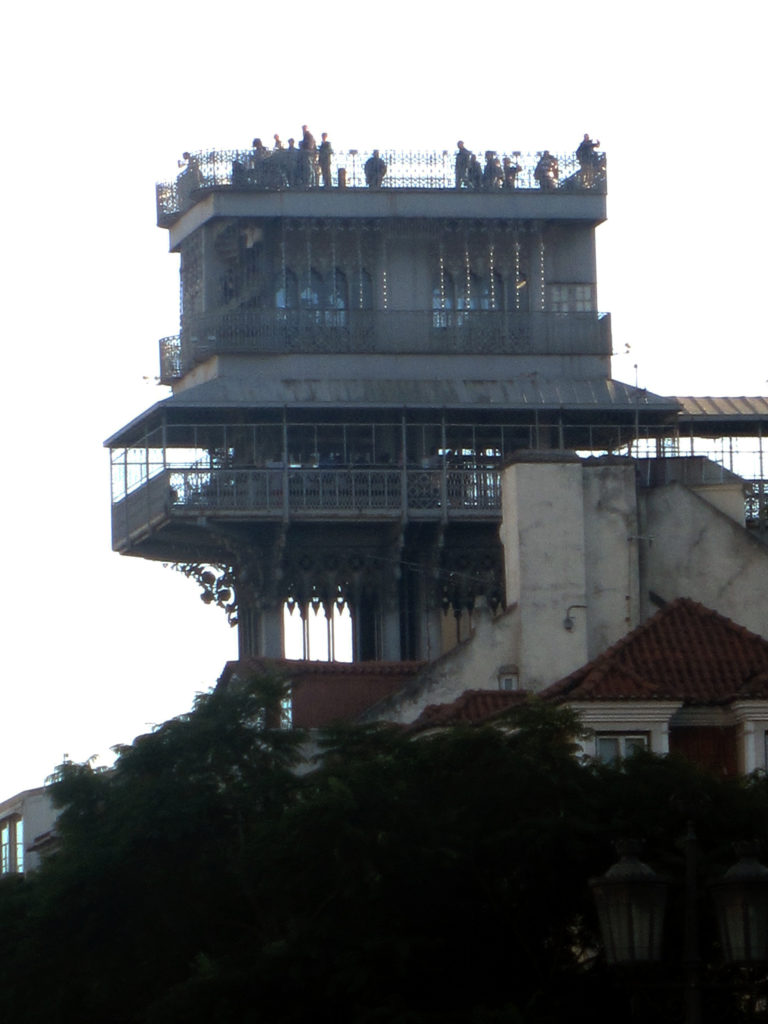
[111,466,502,552]
[156,147,606,226]
[159,310,612,382]
[110,424,768,554]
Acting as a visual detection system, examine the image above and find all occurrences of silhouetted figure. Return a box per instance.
[299,125,318,187]
[534,150,558,190]
[286,138,301,188]
[576,133,599,167]
[364,150,387,188]
[455,140,472,188]
[177,152,203,205]
[243,138,269,186]
[319,133,333,188]
[576,133,600,186]
[483,151,504,191]
[502,156,522,190]
[273,134,284,150]
[467,152,483,191]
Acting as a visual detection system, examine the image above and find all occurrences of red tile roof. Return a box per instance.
[541,598,768,705]
[408,689,529,731]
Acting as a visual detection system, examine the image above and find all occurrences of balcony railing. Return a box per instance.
[747,479,768,531]
[111,446,767,552]
[174,467,499,515]
[157,147,606,224]
[159,310,612,381]
[111,466,502,549]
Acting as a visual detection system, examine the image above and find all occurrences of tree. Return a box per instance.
[2,684,768,1023]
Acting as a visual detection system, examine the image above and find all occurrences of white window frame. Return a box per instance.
[595,733,649,763]
[0,816,23,875]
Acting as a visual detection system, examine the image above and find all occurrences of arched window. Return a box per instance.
[326,268,348,326]
[300,269,324,311]
[276,267,353,327]
[275,268,298,310]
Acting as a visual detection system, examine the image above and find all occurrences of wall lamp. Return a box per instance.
[564,604,587,631]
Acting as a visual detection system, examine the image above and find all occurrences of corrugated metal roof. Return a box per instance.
[153,376,677,411]
[104,377,680,447]
[677,396,768,419]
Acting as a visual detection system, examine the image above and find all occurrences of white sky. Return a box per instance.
[1,0,765,795]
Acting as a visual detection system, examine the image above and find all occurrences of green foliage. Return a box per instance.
[2,685,768,1023]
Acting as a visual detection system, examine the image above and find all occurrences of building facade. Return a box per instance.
[107,138,690,662]
[106,136,767,687]
[0,787,57,876]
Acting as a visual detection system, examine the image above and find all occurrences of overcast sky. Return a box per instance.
[1,0,764,795]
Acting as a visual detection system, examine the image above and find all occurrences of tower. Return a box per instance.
[106,138,681,662]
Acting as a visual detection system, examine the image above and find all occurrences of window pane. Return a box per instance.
[624,736,648,756]
[14,819,23,873]
[596,737,619,763]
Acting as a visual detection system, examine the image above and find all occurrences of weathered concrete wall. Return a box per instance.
[500,455,590,689]
[582,459,640,658]
[689,483,746,525]
[361,600,519,725]
[642,482,768,640]
[366,459,768,723]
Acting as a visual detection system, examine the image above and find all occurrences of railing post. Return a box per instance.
[282,410,289,522]
[759,425,766,531]
[441,414,448,522]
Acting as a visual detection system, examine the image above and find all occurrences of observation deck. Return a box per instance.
[157,146,607,238]
[111,464,502,555]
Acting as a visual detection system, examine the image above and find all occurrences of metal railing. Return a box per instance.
[746,479,768,531]
[111,455,766,551]
[157,147,606,224]
[168,467,500,514]
[111,466,502,548]
[159,334,181,382]
[159,309,611,380]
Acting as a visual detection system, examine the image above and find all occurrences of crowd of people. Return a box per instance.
[228,126,335,190]
[457,134,601,192]
[454,142,523,191]
[177,131,602,193]
[231,127,390,190]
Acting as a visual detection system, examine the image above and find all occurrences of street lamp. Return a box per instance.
[711,842,768,965]
[590,830,768,1023]
[590,839,668,965]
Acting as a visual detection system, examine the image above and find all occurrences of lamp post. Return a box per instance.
[590,829,768,1024]
[711,842,768,964]
[590,839,668,965]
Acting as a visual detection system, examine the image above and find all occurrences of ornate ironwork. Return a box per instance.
[111,467,502,547]
[171,563,238,625]
[159,335,181,381]
[157,147,606,223]
[111,452,767,552]
[165,468,499,515]
[160,309,611,380]
[747,479,768,530]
